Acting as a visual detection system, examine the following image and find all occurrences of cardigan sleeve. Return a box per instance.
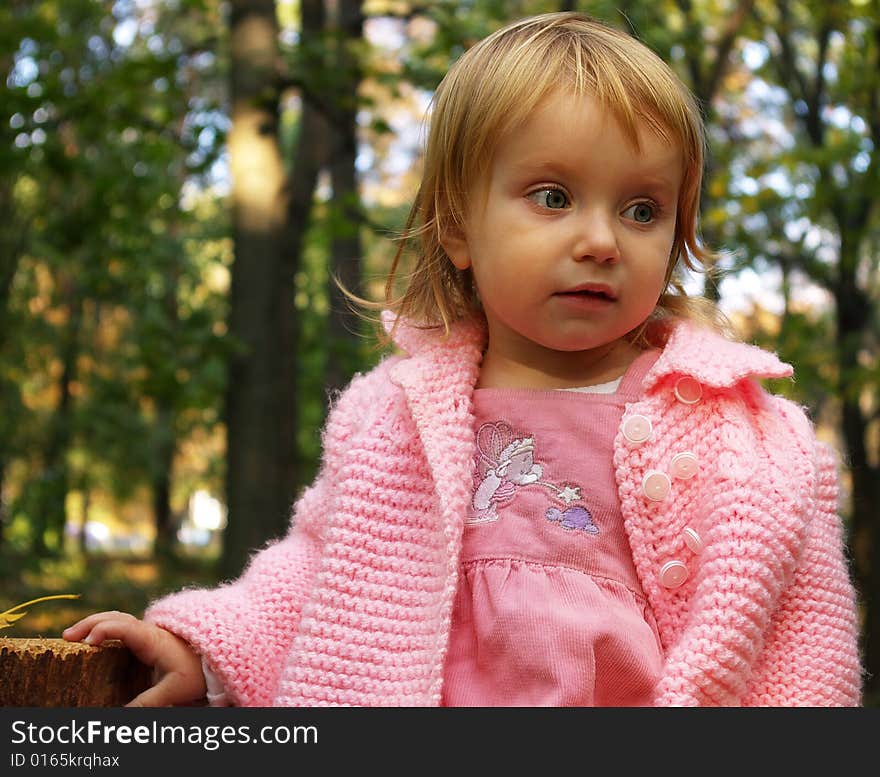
[144,358,400,706]
[144,526,322,706]
[740,440,863,706]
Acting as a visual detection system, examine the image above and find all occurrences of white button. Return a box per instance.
[642,470,671,501]
[659,560,689,588]
[674,376,702,404]
[682,526,704,554]
[670,452,698,480]
[622,414,652,444]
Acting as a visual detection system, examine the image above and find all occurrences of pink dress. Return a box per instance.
[441,350,664,706]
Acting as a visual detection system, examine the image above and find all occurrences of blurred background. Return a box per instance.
[1,0,877,705]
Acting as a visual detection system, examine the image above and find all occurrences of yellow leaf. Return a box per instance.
[0,612,28,629]
[0,594,80,630]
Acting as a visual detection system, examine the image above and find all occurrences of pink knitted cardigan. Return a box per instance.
[146,314,862,706]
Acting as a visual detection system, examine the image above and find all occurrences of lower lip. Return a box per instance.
[553,292,616,311]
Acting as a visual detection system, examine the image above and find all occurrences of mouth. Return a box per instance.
[554,283,617,301]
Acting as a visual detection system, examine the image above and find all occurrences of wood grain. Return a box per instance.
[0,638,151,707]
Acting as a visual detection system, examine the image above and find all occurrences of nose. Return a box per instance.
[572,208,620,263]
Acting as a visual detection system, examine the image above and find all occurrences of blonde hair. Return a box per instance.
[362,12,726,345]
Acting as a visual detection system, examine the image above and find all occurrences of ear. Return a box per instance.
[440,225,471,270]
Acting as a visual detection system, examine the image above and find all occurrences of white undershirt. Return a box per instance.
[557,376,623,395]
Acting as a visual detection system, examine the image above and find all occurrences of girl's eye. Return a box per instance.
[527,188,570,210]
[624,202,656,223]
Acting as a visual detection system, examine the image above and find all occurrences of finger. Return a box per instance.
[62,611,134,641]
[83,619,161,663]
[124,685,166,708]
[125,672,200,708]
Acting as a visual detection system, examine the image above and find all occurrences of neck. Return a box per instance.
[477,336,641,390]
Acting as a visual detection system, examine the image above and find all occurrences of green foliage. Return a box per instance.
[0,548,222,636]
[1,0,228,552]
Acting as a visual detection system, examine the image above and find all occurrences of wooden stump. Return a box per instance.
[0,638,152,707]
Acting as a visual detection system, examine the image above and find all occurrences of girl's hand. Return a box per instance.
[62,611,207,707]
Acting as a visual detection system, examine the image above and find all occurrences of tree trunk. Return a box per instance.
[759,7,877,699]
[0,638,151,707]
[833,230,878,700]
[674,0,756,303]
[326,0,365,397]
[276,0,331,498]
[30,284,82,555]
[0,178,27,352]
[152,255,182,561]
[0,178,26,554]
[0,459,5,551]
[222,0,328,576]
[223,0,290,575]
[78,488,90,555]
[152,406,175,560]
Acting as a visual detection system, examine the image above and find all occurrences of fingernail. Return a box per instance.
[83,634,94,645]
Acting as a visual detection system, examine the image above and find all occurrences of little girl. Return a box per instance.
[64,12,862,706]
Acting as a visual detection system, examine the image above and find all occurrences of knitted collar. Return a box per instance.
[382,310,793,389]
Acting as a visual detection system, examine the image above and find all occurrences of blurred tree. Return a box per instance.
[224,0,370,573]
[222,0,331,575]
[224,0,282,571]
[1,0,227,558]
[325,0,366,397]
[724,0,879,700]
[623,0,757,302]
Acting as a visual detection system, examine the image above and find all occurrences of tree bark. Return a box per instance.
[326,0,365,397]
[672,0,756,303]
[0,638,151,707]
[277,0,331,498]
[152,405,176,559]
[833,228,879,700]
[0,460,5,550]
[223,0,291,576]
[0,178,28,353]
[30,282,82,556]
[222,0,328,576]
[152,250,182,560]
[762,7,879,699]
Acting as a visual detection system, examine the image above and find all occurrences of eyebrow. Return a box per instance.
[508,159,681,191]
[626,174,680,192]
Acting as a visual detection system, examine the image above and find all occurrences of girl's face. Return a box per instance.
[443,90,682,387]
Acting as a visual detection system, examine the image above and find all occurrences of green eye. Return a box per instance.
[528,188,569,209]
[626,203,655,223]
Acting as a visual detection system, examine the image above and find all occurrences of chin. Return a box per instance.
[538,335,613,354]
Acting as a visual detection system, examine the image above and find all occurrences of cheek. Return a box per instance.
[645,233,677,289]
[657,255,676,288]
[469,259,526,304]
